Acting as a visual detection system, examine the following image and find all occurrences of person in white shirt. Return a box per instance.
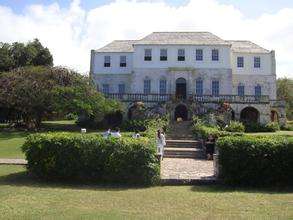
[156,129,166,160]
[111,127,122,138]
[103,128,111,138]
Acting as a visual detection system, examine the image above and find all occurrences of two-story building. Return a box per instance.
[90,32,285,125]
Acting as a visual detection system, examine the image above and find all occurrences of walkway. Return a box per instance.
[0,158,27,165]
[161,158,216,184]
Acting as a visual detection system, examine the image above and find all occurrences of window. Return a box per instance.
[144,49,152,61]
[238,84,245,96]
[178,49,185,61]
[118,84,125,94]
[196,79,203,96]
[120,56,126,67]
[102,84,109,94]
[104,56,110,67]
[254,57,260,68]
[212,80,219,96]
[160,49,167,61]
[159,79,167,94]
[212,49,219,61]
[196,49,203,61]
[255,85,261,96]
[144,79,151,94]
[237,57,244,68]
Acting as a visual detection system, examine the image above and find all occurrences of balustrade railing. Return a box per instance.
[103,93,270,104]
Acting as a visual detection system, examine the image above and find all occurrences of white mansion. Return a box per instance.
[90,32,285,125]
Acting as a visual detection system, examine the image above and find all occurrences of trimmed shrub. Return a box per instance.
[264,122,280,132]
[224,121,245,133]
[22,133,160,185]
[217,135,293,186]
[245,122,280,133]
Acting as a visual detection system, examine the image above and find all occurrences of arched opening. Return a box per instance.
[175,104,188,121]
[176,78,187,99]
[271,110,279,122]
[240,107,259,123]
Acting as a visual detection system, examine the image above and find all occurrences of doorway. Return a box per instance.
[174,104,188,121]
[176,78,187,99]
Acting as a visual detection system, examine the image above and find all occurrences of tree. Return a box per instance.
[277,77,293,120]
[0,39,53,72]
[0,66,121,129]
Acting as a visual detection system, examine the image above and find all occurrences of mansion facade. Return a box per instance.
[90,32,285,125]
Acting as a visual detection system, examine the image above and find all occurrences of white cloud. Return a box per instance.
[0,0,292,78]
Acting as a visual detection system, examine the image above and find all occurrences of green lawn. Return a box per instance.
[0,120,133,159]
[0,132,27,158]
[0,165,292,219]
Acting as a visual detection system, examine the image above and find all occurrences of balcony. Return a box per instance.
[270,100,286,108]
[103,93,271,104]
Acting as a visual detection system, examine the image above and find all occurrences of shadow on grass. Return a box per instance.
[1,169,293,194]
[190,183,293,194]
[0,169,152,191]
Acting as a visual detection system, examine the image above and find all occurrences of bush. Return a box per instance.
[216,135,293,186]
[22,133,160,185]
[121,119,149,132]
[224,121,245,133]
[65,113,77,120]
[245,122,280,132]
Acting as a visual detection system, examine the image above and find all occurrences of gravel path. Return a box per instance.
[0,159,27,165]
[161,158,214,180]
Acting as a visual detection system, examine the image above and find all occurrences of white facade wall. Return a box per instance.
[133,45,231,69]
[92,52,133,75]
[231,51,274,75]
[91,43,276,100]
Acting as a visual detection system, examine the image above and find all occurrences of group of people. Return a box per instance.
[103,127,166,160]
[103,127,122,138]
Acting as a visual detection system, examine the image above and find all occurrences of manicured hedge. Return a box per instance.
[216,135,293,186]
[22,133,160,185]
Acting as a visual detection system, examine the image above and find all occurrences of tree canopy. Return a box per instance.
[277,77,293,120]
[0,66,121,129]
[0,39,53,72]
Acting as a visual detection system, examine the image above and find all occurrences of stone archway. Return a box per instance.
[176,78,187,99]
[240,106,259,123]
[271,110,279,122]
[174,104,188,121]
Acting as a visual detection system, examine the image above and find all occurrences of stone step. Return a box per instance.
[166,140,201,148]
[164,148,205,159]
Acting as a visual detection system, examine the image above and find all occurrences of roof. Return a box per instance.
[94,33,271,54]
[133,32,230,45]
[95,40,137,52]
[228,40,270,53]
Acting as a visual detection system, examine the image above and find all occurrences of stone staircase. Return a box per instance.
[164,121,205,159]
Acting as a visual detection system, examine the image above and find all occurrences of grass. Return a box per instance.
[0,120,133,159]
[0,165,292,219]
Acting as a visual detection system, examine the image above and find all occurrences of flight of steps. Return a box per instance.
[164,121,205,159]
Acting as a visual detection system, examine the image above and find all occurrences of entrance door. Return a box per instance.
[176,78,187,99]
[175,104,188,121]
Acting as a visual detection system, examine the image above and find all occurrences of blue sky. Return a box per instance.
[0,0,292,76]
[2,0,293,18]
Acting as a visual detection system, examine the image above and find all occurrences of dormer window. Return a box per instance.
[178,49,185,61]
[104,56,110,67]
[144,49,152,61]
[212,49,219,61]
[120,55,126,67]
[160,49,167,61]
